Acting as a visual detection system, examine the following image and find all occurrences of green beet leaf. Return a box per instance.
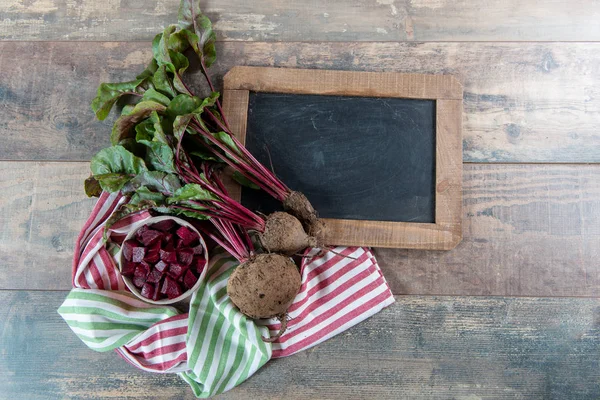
[141,87,171,106]
[168,183,218,203]
[143,141,177,174]
[136,58,159,80]
[124,171,181,196]
[152,65,177,98]
[130,186,167,205]
[93,173,135,193]
[91,79,145,121]
[177,0,217,67]
[91,145,147,176]
[84,176,102,197]
[111,101,166,145]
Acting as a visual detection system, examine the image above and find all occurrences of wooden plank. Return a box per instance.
[224,67,463,250]
[376,163,600,297]
[224,66,463,100]
[2,162,599,297]
[3,291,600,399]
[1,0,600,42]
[0,161,95,290]
[1,41,600,163]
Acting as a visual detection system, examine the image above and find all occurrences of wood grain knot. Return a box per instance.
[437,179,450,193]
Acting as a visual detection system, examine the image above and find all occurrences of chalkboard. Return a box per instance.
[241,93,436,223]
[223,66,463,250]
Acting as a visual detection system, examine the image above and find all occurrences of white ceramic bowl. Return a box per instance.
[117,216,209,305]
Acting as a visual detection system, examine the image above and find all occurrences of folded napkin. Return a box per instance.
[59,192,394,397]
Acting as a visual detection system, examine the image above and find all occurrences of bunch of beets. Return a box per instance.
[87,0,325,341]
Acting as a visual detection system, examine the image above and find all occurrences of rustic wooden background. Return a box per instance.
[1,1,600,399]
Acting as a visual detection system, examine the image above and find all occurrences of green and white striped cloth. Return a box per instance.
[59,251,270,397]
[181,252,271,395]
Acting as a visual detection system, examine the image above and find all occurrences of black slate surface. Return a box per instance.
[241,92,436,222]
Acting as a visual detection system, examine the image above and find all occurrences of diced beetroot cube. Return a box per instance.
[146,268,163,283]
[168,263,188,280]
[176,225,198,246]
[135,224,149,240]
[120,260,137,277]
[183,270,198,289]
[139,229,162,247]
[162,232,173,246]
[151,281,162,301]
[177,248,194,266]
[135,262,149,278]
[160,249,178,263]
[133,276,146,288]
[144,241,161,263]
[151,219,176,232]
[192,244,204,256]
[193,256,207,274]
[160,276,182,299]
[122,240,141,262]
[131,246,146,263]
[163,241,175,251]
[140,282,155,299]
[154,260,169,273]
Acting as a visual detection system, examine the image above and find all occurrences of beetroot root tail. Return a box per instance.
[262,314,288,343]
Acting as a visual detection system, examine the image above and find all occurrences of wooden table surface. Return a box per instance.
[1,1,600,399]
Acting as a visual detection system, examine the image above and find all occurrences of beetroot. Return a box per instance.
[161,277,182,299]
[151,219,176,232]
[135,224,149,239]
[144,241,161,263]
[146,268,163,283]
[139,229,162,247]
[122,240,141,262]
[121,261,137,277]
[160,249,178,263]
[141,282,155,299]
[193,256,207,274]
[133,276,146,288]
[162,232,173,246]
[183,270,198,289]
[176,225,197,246]
[177,248,194,266]
[131,246,146,263]
[154,260,169,273]
[168,263,188,280]
[134,263,149,278]
[122,219,206,302]
[192,244,204,256]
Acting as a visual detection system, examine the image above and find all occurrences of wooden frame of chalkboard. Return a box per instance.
[222,66,463,250]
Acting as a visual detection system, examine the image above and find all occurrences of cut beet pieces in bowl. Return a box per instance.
[120,217,207,303]
[121,260,137,277]
[154,260,169,273]
[184,270,198,289]
[168,263,188,280]
[139,229,162,247]
[178,248,194,266]
[161,277,183,299]
[131,246,146,263]
[176,225,198,247]
[152,219,176,232]
[144,242,161,263]
[133,276,146,288]
[147,268,163,284]
[122,240,141,262]
[141,283,155,299]
[193,256,207,274]
[160,249,178,263]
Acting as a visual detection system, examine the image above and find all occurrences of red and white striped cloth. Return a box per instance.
[65,192,394,373]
